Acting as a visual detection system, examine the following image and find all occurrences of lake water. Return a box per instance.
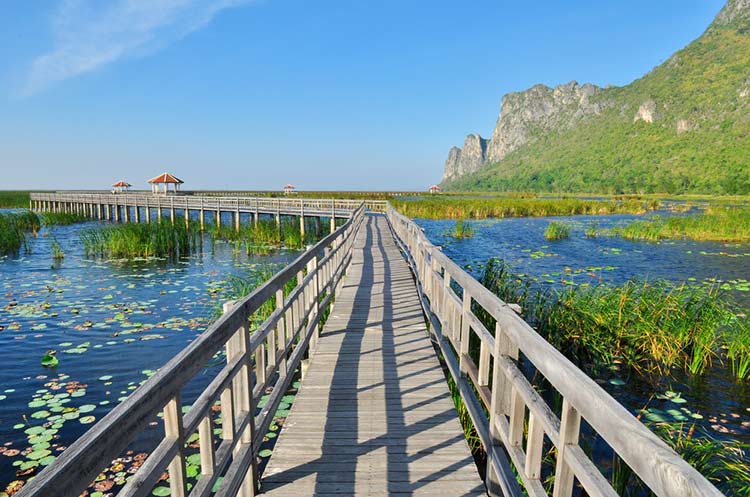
[417,213,750,447]
[0,218,305,493]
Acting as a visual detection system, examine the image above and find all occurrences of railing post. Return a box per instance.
[552,399,581,497]
[163,396,188,497]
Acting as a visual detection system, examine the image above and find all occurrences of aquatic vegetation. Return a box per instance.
[450,219,473,239]
[390,197,656,220]
[585,221,600,238]
[209,218,323,251]
[50,237,64,261]
[40,212,88,226]
[0,191,31,208]
[80,218,202,259]
[0,211,40,255]
[479,258,750,379]
[611,206,750,242]
[544,221,570,241]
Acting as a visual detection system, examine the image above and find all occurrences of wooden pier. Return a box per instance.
[19,195,725,497]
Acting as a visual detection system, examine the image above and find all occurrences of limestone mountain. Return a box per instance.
[442,0,750,194]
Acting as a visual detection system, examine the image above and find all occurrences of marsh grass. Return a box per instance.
[450,219,473,239]
[81,218,202,259]
[50,237,64,261]
[40,212,89,226]
[479,259,750,380]
[544,221,571,241]
[585,221,600,238]
[0,210,40,255]
[611,206,750,242]
[209,218,324,252]
[391,197,656,220]
[0,191,31,208]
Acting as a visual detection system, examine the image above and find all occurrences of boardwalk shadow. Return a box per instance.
[260,215,486,496]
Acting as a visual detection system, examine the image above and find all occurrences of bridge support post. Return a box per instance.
[124,204,130,223]
[97,204,102,220]
[170,198,175,225]
[145,200,150,224]
[134,205,140,223]
[114,203,120,222]
[199,198,204,231]
[235,199,240,232]
[216,209,221,229]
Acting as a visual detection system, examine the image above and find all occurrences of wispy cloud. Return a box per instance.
[23,0,251,96]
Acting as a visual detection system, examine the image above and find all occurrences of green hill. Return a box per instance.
[442,0,750,194]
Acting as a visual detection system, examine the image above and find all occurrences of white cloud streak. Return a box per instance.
[23,0,251,96]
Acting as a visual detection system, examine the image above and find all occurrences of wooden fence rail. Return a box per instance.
[385,204,724,497]
[16,203,366,497]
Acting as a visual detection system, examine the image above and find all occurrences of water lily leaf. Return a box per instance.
[78,404,96,413]
[41,352,59,368]
[259,449,273,458]
[608,378,625,386]
[31,410,50,419]
[80,416,96,424]
[152,486,171,496]
[98,375,113,381]
[27,449,52,460]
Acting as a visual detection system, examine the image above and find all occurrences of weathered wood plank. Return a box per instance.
[260,215,486,496]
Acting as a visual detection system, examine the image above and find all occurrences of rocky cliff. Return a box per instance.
[440,0,750,194]
[443,81,608,181]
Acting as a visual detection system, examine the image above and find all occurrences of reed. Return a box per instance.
[450,219,473,239]
[40,212,89,225]
[584,221,599,238]
[209,218,323,252]
[81,218,201,259]
[479,259,750,379]
[50,237,64,261]
[0,211,40,255]
[390,197,656,220]
[544,221,571,240]
[0,191,31,208]
[611,206,750,242]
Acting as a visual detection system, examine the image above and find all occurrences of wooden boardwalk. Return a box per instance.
[261,215,486,496]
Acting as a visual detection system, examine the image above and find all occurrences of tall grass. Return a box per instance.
[81,218,201,259]
[450,219,473,239]
[544,221,570,241]
[209,218,324,252]
[611,206,750,242]
[391,197,656,220]
[0,211,40,255]
[0,191,31,208]
[40,212,89,226]
[479,259,750,379]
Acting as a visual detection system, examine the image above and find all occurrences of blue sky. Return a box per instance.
[0,0,727,191]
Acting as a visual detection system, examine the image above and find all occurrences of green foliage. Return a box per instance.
[450,219,473,239]
[611,206,750,242]
[0,191,31,208]
[40,212,89,226]
[444,22,750,194]
[479,259,750,379]
[80,218,202,259]
[0,210,40,255]
[390,197,654,220]
[544,221,570,240]
[209,217,325,252]
[50,237,64,261]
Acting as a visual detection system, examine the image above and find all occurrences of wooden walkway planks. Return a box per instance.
[260,215,486,496]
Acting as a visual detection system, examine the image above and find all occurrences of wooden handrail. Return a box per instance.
[384,204,724,497]
[17,204,367,497]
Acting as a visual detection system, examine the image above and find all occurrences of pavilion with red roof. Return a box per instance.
[148,172,184,194]
[283,184,296,195]
[112,180,131,193]
[428,184,441,194]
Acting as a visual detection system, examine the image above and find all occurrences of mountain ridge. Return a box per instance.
[442,0,750,194]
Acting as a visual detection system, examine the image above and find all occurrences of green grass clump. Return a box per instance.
[0,211,40,255]
[585,222,599,238]
[612,207,750,242]
[544,221,571,240]
[479,258,750,379]
[40,212,89,226]
[50,237,64,261]
[209,218,324,252]
[81,218,201,259]
[0,191,31,208]
[450,219,473,239]
[391,197,654,220]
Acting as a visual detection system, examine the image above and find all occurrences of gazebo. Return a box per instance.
[428,184,441,194]
[148,172,184,195]
[112,180,131,193]
[283,184,297,195]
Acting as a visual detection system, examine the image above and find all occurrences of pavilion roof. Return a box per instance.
[148,172,184,184]
[283,184,296,189]
[112,180,131,187]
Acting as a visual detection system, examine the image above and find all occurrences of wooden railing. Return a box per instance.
[30,192,388,216]
[17,204,366,497]
[385,204,724,497]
